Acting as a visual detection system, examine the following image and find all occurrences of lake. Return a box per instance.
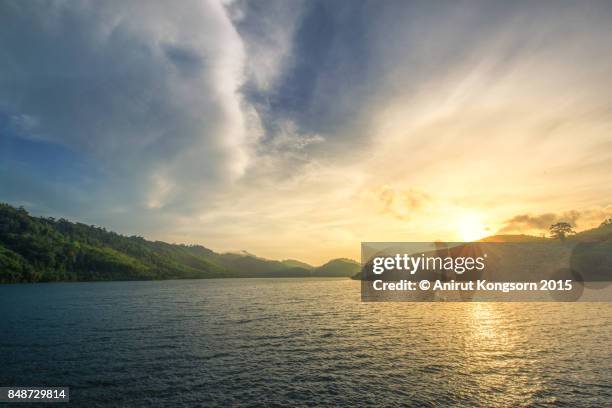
[1,278,611,407]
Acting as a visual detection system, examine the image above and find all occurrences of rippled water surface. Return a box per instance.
[1,278,611,407]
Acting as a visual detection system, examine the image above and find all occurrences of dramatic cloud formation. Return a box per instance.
[501,206,612,235]
[500,212,580,234]
[1,0,612,262]
[1,0,251,223]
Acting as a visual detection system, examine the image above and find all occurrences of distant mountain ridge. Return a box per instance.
[0,203,358,283]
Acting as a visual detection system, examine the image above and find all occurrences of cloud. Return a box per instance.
[360,186,431,221]
[500,212,579,233]
[500,206,612,234]
[227,0,305,92]
[0,0,251,222]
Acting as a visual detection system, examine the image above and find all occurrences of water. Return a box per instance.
[1,278,611,407]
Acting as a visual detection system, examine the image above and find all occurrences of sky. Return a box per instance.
[1,0,612,264]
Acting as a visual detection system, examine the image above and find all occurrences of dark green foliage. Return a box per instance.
[0,245,35,282]
[0,203,358,283]
[0,203,226,282]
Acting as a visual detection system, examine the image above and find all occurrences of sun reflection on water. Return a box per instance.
[462,303,546,405]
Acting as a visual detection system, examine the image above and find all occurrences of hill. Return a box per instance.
[0,203,357,283]
[479,234,548,242]
[571,222,612,242]
[313,258,360,277]
[281,259,314,269]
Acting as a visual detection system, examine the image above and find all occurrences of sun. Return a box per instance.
[457,214,488,242]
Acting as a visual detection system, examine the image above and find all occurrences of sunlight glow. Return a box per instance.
[457,214,488,242]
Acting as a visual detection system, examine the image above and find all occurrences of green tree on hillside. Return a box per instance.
[550,222,575,240]
[0,202,358,283]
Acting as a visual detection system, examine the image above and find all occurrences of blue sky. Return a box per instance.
[1,0,612,263]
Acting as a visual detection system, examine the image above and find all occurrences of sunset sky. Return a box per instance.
[1,0,612,264]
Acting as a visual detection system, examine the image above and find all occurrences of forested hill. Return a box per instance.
[0,203,359,283]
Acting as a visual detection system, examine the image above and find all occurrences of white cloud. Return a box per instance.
[0,0,251,217]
